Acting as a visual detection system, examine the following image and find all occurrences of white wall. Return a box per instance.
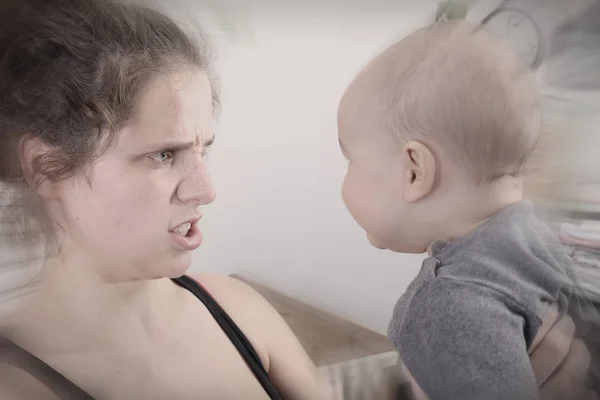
[188,6,437,333]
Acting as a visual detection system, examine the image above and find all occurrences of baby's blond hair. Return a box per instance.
[348,20,542,183]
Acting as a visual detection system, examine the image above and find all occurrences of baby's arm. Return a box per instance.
[395,278,539,400]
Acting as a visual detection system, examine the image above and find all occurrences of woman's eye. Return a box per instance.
[150,150,174,163]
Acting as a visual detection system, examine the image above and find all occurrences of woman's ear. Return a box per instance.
[19,135,59,200]
[402,140,436,203]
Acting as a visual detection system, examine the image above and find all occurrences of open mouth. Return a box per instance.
[170,219,203,251]
[173,222,192,237]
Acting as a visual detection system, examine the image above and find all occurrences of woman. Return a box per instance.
[0,1,326,398]
[0,0,592,399]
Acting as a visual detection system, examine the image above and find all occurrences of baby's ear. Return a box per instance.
[402,141,436,203]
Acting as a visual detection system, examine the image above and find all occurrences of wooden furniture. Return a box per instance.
[230,274,396,367]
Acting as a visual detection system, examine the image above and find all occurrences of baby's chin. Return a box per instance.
[367,234,387,250]
[368,233,429,254]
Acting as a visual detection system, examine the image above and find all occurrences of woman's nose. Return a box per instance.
[176,157,216,205]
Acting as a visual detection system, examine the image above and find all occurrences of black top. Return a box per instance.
[0,275,282,399]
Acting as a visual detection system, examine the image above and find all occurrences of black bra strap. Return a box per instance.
[0,336,94,399]
[172,275,283,400]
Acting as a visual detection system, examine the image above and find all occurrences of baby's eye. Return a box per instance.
[150,150,174,163]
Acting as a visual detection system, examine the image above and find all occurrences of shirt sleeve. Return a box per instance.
[394,278,538,400]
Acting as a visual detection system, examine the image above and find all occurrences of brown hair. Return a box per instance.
[0,0,219,251]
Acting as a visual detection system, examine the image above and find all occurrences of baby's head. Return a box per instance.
[337,20,541,253]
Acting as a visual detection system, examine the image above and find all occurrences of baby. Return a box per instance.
[337,20,596,399]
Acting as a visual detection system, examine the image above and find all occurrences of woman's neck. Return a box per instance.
[8,250,174,352]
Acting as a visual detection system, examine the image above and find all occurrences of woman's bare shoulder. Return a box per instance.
[185,273,331,400]
[183,272,280,341]
[184,272,275,363]
[186,272,269,309]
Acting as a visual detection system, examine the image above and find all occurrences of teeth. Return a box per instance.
[175,223,191,236]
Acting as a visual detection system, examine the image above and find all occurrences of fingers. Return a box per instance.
[538,339,592,400]
[529,303,560,355]
[531,313,576,387]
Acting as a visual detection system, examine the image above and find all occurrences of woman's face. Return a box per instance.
[51,69,216,282]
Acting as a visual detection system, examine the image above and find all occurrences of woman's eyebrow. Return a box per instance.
[142,136,214,152]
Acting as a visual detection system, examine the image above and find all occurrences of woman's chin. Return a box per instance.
[159,253,194,279]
